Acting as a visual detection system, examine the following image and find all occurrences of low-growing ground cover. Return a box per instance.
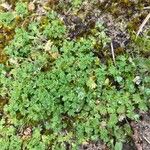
[0,1,150,150]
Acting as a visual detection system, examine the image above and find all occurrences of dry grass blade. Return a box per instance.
[110,41,116,65]
[143,135,150,145]
[143,6,150,10]
[136,13,150,37]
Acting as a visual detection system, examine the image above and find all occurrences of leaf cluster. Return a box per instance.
[0,4,149,150]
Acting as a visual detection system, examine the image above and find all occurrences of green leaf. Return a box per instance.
[15,2,28,18]
[115,142,123,150]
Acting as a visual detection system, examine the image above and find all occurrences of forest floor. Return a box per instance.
[0,0,150,150]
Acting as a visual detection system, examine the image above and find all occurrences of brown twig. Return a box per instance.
[143,6,150,10]
[110,41,116,65]
[143,135,150,145]
[136,13,150,37]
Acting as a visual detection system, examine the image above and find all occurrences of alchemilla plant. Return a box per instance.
[0,2,149,150]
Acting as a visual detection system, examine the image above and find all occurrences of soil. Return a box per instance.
[79,141,109,150]
[137,112,150,150]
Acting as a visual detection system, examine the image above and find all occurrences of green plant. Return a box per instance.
[0,12,15,26]
[43,18,66,39]
[133,30,150,53]
[15,2,28,18]
[71,0,83,8]
[4,28,31,57]
[0,6,149,150]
